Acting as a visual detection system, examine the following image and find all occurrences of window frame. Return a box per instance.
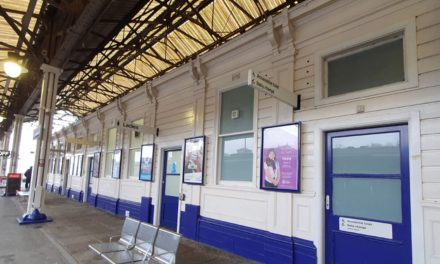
[128,118,144,179]
[314,19,418,106]
[105,127,118,177]
[215,83,258,187]
[77,154,83,177]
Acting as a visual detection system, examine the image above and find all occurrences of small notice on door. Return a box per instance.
[339,217,392,239]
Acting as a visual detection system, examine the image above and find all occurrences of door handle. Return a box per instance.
[326,195,330,210]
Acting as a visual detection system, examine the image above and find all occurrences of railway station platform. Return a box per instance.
[0,190,252,264]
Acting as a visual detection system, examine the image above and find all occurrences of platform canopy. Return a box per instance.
[0,0,305,133]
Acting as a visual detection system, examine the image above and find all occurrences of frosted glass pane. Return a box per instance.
[220,134,254,181]
[328,38,404,96]
[128,149,141,178]
[333,132,400,174]
[333,177,402,223]
[220,86,254,134]
[165,175,180,197]
[166,150,181,174]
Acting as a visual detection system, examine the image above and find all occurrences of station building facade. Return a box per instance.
[45,0,440,263]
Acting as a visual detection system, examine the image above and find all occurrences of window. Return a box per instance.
[58,157,63,174]
[52,158,57,174]
[105,128,117,177]
[128,119,143,179]
[49,158,55,174]
[69,157,74,176]
[72,156,78,176]
[218,86,255,182]
[315,20,417,105]
[76,155,83,176]
[325,32,404,97]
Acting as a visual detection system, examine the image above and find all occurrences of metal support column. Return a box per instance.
[8,114,24,174]
[0,131,11,176]
[18,64,62,225]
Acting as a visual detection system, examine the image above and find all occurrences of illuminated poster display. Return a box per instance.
[139,144,154,181]
[183,136,205,185]
[260,123,301,192]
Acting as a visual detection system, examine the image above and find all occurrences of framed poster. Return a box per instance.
[112,149,122,179]
[260,123,301,192]
[183,136,205,185]
[92,152,101,178]
[139,144,154,181]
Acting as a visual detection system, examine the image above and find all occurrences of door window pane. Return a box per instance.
[166,151,181,174]
[165,175,180,197]
[333,177,402,223]
[220,134,254,181]
[332,132,400,174]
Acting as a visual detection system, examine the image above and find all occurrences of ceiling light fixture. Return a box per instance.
[1,52,28,78]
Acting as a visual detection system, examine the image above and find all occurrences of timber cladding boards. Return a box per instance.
[46,0,440,263]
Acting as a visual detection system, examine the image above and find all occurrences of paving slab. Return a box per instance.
[1,191,255,264]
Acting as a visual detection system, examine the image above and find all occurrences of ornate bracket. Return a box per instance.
[282,9,296,55]
[145,81,157,104]
[267,15,280,55]
[96,108,104,128]
[189,56,205,85]
[116,98,126,121]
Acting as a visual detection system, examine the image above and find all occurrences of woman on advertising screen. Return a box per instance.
[264,149,280,188]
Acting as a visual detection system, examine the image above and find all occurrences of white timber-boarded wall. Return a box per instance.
[48,0,440,263]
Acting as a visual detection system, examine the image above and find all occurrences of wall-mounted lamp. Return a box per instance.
[1,52,28,78]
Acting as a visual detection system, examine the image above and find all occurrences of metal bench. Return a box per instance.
[101,226,181,264]
[102,222,159,263]
[148,228,181,264]
[89,217,140,255]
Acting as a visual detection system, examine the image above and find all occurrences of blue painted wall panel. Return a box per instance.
[68,189,83,202]
[96,194,118,214]
[140,197,154,224]
[180,204,200,240]
[88,193,97,207]
[52,185,62,195]
[117,199,141,220]
[149,204,155,224]
[179,205,317,264]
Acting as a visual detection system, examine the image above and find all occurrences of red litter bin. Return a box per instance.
[5,173,21,196]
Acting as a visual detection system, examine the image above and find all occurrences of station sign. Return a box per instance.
[247,69,299,109]
[113,120,157,135]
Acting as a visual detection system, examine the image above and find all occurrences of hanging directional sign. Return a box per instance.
[247,69,300,109]
[112,120,158,136]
